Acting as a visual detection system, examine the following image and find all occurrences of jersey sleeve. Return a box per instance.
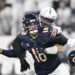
[17,31,27,41]
[18,34,24,41]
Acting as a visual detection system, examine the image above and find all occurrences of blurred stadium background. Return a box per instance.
[0,0,75,75]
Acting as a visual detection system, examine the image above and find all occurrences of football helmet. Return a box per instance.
[22,14,39,35]
[39,7,57,27]
[68,50,75,66]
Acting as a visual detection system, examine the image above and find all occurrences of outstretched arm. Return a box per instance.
[0,48,17,57]
[39,33,68,47]
[0,47,30,72]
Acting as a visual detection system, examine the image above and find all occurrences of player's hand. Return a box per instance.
[50,28,56,37]
[0,48,2,53]
[56,44,62,53]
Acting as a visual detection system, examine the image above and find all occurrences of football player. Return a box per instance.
[0,12,70,75]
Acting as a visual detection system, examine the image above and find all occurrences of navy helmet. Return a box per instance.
[22,13,39,33]
[68,50,75,66]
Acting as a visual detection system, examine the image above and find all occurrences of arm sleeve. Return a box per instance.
[2,49,17,57]
[44,33,68,47]
[55,33,68,45]
[12,35,26,58]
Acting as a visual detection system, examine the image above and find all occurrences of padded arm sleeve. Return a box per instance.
[44,33,68,47]
[12,36,25,58]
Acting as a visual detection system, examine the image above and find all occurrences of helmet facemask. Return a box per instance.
[22,14,39,37]
[27,21,38,36]
[40,16,55,27]
[39,7,57,28]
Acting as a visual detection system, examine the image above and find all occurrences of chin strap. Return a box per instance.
[30,34,38,39]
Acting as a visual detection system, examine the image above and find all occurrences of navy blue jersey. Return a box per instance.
[18,26,61,75]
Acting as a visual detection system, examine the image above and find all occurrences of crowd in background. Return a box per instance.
[0,0,75,75]
[0,0,75,36]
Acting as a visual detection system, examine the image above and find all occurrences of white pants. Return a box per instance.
[48,63,70,75]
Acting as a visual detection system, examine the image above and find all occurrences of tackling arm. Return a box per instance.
[43,33,68,47]
[44,35,75,54]
[0,48,17,57]
[42,33,68,54]
[12,36,30,72]
[12,36,24,58]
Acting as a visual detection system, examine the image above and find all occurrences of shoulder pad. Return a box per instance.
[53,26,62,34]
[21,31,27,35]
